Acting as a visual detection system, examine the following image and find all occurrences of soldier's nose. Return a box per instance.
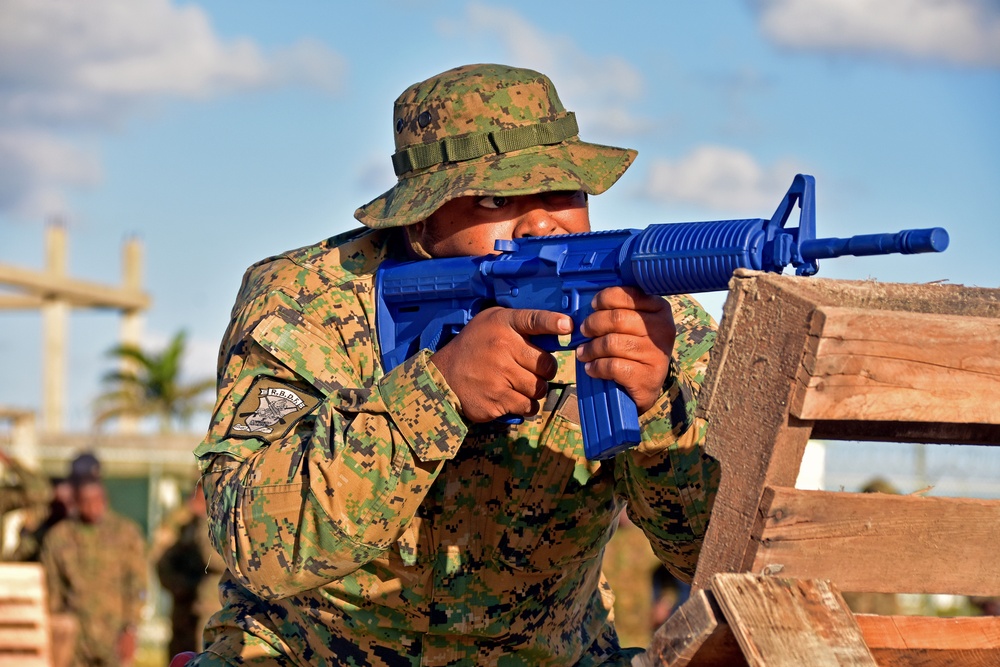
[513,208,558,238]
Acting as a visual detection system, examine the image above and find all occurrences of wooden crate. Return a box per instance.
[0,562,51,667]
[642,270,1000,667]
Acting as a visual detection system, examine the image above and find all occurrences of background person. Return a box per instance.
[155,480,224,656]
[41,454,148,667]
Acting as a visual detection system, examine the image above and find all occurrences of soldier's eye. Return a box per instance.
[477,196,507,210]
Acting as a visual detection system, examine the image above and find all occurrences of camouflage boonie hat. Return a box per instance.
[354,63,637,229]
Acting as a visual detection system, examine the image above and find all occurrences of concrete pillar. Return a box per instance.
[119,235,144,434]
[42,222,68,433]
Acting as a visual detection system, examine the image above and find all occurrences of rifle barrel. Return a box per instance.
[800,227,949,260]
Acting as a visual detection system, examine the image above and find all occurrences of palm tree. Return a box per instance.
[94,330,215,433]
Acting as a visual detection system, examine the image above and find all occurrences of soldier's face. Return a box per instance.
[409,190,590,258]
[75,482,107,524]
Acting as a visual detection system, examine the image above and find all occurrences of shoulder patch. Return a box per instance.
[227,376,322,442]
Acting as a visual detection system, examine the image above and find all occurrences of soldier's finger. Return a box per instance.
[580,308,648,338]
[513,346,559,381]
[493,383,543,418]
[508,371,551,402]
[581,356,639,385]
[592,286,665,312]
[506,309,573,337]
[576,333,645,363]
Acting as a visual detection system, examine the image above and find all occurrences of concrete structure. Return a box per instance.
[0,221,150,437]
[0,222,196,535]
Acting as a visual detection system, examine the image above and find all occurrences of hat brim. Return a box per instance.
[354,140,636,229]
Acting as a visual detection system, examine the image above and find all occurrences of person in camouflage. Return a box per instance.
[188,64,719,666]
[156,480,225,656]
[0,449,52,560]
[41,462,147,667]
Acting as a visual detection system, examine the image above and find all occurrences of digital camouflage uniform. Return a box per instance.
[41,510,147,667]
[190,64,719,666]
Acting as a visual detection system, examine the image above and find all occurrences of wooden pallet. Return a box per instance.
[642,270,1000,666]
[0,563,52,667]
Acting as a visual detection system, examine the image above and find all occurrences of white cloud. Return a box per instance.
[755,0,1000,68]
[0,132,102,219]
[437,3,651,136]
[642,145,806,212]
[0,0,346,220]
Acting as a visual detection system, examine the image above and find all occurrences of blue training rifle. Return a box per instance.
[375,174,949,460]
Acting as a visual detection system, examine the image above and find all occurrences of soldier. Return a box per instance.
[18,453,102,562]
[155,480,224,656]
[187,64,718,665]
[0,449,52,560]
[41,454,147,667]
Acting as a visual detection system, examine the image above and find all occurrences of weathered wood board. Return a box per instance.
[710,574,876,667]
[750,486,1000,597]
[641,588,746,667]
[792,306,1000,424]
[857,614,1000,667]
[642,603,1000,667]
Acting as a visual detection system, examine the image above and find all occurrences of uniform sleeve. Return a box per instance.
[195,281,469,600]
[39,526,68,613]
[614,294,720,582]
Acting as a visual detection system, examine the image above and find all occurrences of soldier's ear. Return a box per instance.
[404,222,433,259]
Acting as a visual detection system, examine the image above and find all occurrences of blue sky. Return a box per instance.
[1,0,998,432]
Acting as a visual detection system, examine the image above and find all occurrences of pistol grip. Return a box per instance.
[575,358,641,460]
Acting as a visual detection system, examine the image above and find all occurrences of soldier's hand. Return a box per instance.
[430,307,571,422]
[577,286,676,414]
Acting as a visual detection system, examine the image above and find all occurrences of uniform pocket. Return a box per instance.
[250,311,384,415]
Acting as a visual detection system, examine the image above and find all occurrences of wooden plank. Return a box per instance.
[810,419,1000,446]
[750,486,1000,597]
[0,602,46,622]
[641,588,746,667]
[856,615,1000,667]
[0,562,46,595]
[692,274,818,589]
[0,627,48,650]
[857,614,1000,649]
[0,656,48,667]
[643,593,1000,667]
[711,573,876,667]
[729,271,1000,320]
[0,658,48,667]
[792,307,1000,424]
